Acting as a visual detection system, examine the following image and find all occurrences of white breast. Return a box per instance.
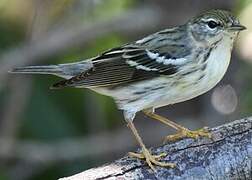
[160,36,233,106]
[200,37,233,92]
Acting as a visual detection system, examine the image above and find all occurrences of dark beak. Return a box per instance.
[229,24,247,31]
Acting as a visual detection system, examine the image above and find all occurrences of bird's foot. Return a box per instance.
[128,148,175,171]
[164,127,211,143]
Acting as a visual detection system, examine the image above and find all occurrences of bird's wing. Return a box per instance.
[51,43,190,89]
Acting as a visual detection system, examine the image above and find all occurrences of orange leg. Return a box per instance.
[127,121,175,171]
[143,110,211,142]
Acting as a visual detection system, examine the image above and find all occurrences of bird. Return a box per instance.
[10,9,246,170]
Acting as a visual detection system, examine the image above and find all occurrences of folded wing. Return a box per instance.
[51,43,189,89]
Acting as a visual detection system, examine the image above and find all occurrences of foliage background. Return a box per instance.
[0,0,252,179]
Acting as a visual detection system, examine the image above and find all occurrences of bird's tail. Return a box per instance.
[10,60,93,79]
[11,65,62,75]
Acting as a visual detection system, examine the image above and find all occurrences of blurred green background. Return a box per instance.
[0,0,252,179]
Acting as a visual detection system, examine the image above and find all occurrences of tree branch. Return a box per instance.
[59,117,252,180]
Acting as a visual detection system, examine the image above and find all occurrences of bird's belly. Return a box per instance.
[154,75,221,108]
[94,75,219,112]
[95,62,229,113]
[123,70,226,110]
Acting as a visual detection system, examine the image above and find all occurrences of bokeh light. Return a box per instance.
[211,85,238,115]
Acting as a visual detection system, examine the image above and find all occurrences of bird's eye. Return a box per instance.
[207,20,219,29]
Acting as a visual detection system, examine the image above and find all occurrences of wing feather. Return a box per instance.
[51,43,190,89]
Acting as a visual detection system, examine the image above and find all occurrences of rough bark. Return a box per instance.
[59,117,252,180]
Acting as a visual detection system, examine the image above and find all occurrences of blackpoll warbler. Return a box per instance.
[11,9,246,170]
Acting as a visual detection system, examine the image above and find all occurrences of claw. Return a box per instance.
[164,127,212,143]
[129,148,175,171]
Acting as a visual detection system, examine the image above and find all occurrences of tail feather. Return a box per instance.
[10,60,93,80]
[11,65,62,74]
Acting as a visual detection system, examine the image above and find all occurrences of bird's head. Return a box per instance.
[188,9,246,46]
